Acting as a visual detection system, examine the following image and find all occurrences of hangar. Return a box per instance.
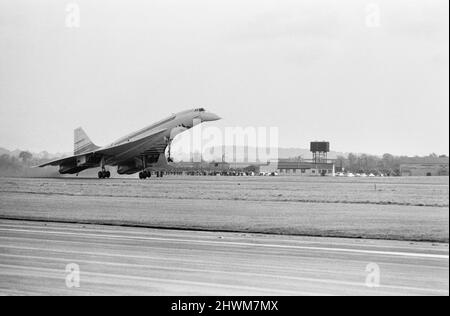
[400,157,449,176]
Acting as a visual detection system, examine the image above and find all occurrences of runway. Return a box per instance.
[0,219,448,296]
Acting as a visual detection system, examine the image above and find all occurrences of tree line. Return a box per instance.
[0,151,51,173]
[335,153,448,176]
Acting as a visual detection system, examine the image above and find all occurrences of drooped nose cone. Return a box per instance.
[201,112,221,122]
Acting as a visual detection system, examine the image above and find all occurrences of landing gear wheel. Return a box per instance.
[98,170,110,179]
[139,171,152,179]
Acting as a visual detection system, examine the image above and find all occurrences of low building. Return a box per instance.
[400,157,449,176]
[259,160,279,174]
[209,161,230,171]
[278,159,335,176]
[258,159,335,176]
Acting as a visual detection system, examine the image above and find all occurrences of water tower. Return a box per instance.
[310,141,330,164]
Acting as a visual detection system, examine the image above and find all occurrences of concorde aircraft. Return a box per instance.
[37,108,221,179]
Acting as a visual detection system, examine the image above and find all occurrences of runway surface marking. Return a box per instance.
[2,239,448,273]
[1,222,447,252]
[0,264,318,296]
[1,252,446,295]
[0,227,447,259]
[0,220,448,295]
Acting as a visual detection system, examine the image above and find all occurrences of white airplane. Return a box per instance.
[38,108,220,179]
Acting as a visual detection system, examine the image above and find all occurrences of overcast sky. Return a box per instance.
[0,0,448,156]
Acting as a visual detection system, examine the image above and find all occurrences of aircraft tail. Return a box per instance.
[74,127,100,155]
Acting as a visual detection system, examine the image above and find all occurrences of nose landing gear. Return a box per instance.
[167,147,174,163]
[167,138,174,163]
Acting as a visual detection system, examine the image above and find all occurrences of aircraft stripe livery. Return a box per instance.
[38,108,221,179]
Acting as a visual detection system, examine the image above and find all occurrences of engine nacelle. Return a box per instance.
[76,155,87,166]
[76,154,100,167]
[59,165,90,174]
[117,154,167,175]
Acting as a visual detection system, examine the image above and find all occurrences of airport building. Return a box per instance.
[258,141,335,176]
[279,159,335,176]
[172,141,337,176]
[258,159,335,176]
[400,157,449,176]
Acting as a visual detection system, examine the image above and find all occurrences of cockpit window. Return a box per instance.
[194,108,205,112]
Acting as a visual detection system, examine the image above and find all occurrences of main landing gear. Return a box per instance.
[98,170,111,179]
[139,171,164,179]
[139,170,152,179]
[98,156,110,179]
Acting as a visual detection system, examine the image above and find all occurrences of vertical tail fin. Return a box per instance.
[74,127,100,155]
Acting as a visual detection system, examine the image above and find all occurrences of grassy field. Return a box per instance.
[0,176,448,242]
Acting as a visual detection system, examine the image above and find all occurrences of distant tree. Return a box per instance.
[0,154,10,165]
[347,153,358,172]
[0,154,22,172]
[19,151,33,163]
[335,155,348,171]
[382,153,394,169]
[365,155,378,171]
